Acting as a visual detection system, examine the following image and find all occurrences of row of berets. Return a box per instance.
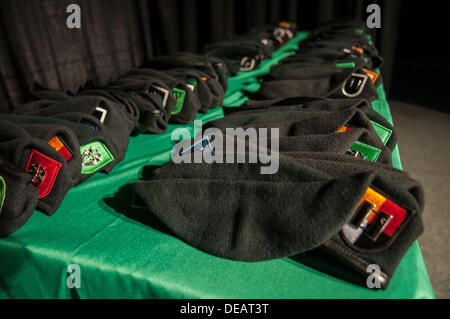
[0,22,297,238]
[132,20,424,288]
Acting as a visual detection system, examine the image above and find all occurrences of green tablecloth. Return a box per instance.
[0,32,434,299]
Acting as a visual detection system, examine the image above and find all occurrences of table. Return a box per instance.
[0,32,434,299]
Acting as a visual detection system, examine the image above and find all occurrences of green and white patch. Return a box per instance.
[80,141,115,175]
[171,88,186,115]
[370,120,392,145]
[349,141,381,162]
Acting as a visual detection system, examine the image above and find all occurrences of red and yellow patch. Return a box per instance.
[362,68,379,84]
[337,126,353,133]
[356,187,407,237]
[48,136,73,161]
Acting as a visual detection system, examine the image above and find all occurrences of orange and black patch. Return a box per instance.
[351,45,364,54]
[337,126,353,133]
[362,68,379,84]
[48,136,73,161]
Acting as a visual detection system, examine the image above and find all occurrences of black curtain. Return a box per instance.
[390,2,450,112]
[0,0,401,113]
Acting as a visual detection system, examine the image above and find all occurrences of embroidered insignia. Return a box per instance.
[273,26,293,42]
[240,56,256,71]
[342,187,409,248]
[273,27,286,44]
[48,136,73,160]
[362,68,379,84]
[149,85,169,108]
[341,73,368,98]
[171,88,186,115]
[347,141,381,162]
[366,211,393,241]
[25,149,62,198]
[82,147,102,166]
[93,106,107,123]
[28,163,47,186]
[346,149,367,160]
[0,176,5,214]
[80,141,114,175]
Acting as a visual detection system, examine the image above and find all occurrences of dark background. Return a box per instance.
[390,4,450,112]
[1,0,447,113]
